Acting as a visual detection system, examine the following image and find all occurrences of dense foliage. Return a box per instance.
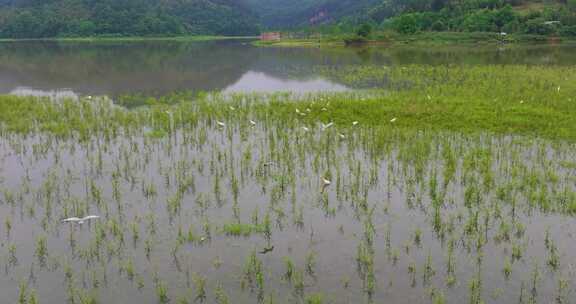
[0,0,260,38]
[380,0,576,36]
[316,0,576,37]
[240,0,380,28]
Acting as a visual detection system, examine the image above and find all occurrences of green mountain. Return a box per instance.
[240,0,380,28]
[0,0,260,38]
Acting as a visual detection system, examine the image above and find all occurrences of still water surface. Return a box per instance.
[1,39,575,96]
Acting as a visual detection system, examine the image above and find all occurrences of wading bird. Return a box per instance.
[321,177,331,193]
[62,215,100,225]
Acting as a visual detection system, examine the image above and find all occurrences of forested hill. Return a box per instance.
[239,0,380,29]
[0,0,260,38]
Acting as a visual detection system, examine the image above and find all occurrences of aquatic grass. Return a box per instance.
[0,70,575,304]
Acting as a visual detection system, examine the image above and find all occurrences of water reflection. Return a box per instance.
[0,39,574,97]
[224,71,348,93]
[9,87,79,99]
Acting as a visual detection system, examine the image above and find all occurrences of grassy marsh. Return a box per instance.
[0,63,575,303]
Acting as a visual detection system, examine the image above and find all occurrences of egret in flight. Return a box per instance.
[321,122,334,131]
[62,215,100,225]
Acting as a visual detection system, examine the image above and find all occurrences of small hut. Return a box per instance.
[260,32,281,41]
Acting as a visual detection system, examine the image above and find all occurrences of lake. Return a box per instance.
[1,39,576,96]
[1,40,575,304]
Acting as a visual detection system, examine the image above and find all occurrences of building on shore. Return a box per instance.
[260,32,281,41]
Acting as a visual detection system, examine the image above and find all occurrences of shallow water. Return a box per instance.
[0,101,575,303]
[1,40,576,304]
[0,39,575,96]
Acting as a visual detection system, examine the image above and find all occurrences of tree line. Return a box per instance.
[0,0,260,38]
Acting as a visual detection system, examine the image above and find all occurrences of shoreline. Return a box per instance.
[0,35,258,43]
[254,32,576,48]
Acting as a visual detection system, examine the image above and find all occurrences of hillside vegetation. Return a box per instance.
[0,0,259,38]
[303,0,576,39]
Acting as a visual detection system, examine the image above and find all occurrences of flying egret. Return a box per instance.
[216,121,226,128]
[62,215,100,225]
[321,122,334,131]
[390,118,397,123]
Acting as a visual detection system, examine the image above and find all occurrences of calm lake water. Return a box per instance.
[1,39,576,96]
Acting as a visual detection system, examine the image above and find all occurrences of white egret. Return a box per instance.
[216,121,226,128]
[339,133,346,139]
[249,120,256,126]
[321,177,331,193]
[62,215,100,225]
[302,126,310,132]
[390,117,397,123]
[352,121,359,126]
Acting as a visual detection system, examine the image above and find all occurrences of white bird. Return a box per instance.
[229,106,236,111]
[216,121,226,128]
[62,215,100,225]
[296,108,301,114]
[352,121,359,126]
[321,122,334,131]
[339,133,346,139]
[321,177,331,193]
[390,117,397,123]
[249,120,256,126]
[302,126,310,132]
[557,86,561,93]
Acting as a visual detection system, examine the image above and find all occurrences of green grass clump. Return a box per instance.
[222,222,264,237]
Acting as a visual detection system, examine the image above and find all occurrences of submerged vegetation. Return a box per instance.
[0,63,575,303]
